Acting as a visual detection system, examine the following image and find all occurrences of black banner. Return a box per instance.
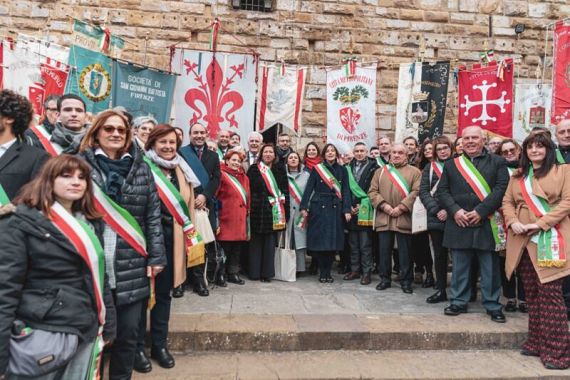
[417,62,450,143]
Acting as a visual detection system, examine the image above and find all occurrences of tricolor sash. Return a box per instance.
[376,157,386,168]
[314,163,342,199]
[346,165,373,226]
[383,164,410,199]
[217,148,224,161]
[49,202,105,380]
[507,167,516,177]
[29,124,63,156]
[454,155,507,251]
[295,213,308,230]
[0,184,9,206]
[519,166,566,267]
[258,162,286,230]
[288,176,303,205]
[431,161,443,178]
[556,149,566,164]
[222,171,250,239]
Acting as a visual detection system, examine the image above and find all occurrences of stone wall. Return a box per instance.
[0,0,563,143]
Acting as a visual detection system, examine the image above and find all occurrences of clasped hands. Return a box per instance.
[510,222,541,236]
[453,209,482,227]
[381,203,407,218]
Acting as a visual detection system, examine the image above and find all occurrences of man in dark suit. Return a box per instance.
[0,90,48,208]
[437,126,508,323]
[344,142,378,285]
[179,123,221,296]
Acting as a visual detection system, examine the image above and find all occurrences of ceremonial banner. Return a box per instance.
[66,45,112,114]
[458,59,514,138]
[395,61,450,143]
[256,63,306,134]
[171,49,257,139]
[513,81,552,144]
[552,22,570,123]
[326,63,377,154]
[112,61,176,122]
[71,19,124,58]
[17,34,70,64]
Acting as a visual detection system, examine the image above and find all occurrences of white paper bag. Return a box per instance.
[274,230,296,282]
[411,197,428,234]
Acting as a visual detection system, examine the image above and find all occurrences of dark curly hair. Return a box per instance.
[0,90,34,139]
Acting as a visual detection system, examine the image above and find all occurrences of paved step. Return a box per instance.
[133,349,570,379]
[165,313,529,352]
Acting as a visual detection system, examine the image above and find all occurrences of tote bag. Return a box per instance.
[274,229,296,282]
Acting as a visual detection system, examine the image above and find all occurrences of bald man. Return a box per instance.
[437,126,509,323]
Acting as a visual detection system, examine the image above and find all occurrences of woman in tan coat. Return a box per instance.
[503,132,570,370]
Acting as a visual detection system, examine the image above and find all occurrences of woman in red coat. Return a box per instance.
[216,150,251,285]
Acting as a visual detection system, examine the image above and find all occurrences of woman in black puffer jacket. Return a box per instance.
[78,110,165,380]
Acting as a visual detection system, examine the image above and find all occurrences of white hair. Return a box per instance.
[248,131,263,141]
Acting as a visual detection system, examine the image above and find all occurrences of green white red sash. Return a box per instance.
[49,202,105,380]
[222,171,250,239]
[556,149,565,164]
[29,124,63,156]
[217,148,224,161]
[376,157,386,168]
[454,155,507,251]
[288,176,303,204]
[383,164,410,199]
[507,167,515,177]
[295,213,307,230]
[0,184,8,206]
[519,166,566,267]
[345,165,373,226]
[144,157,204,251]
[431,161,443,178]
[314,163,342,199]
[258,162,286,230]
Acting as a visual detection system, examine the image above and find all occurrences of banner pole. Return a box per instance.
[143,32,149,65]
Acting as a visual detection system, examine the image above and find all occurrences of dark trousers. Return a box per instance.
[249,232,276,280]
[499,255,525,301]
[519,251,570,368]
[220,241,243,274]
[348,230,373,273]
[315,251,335,278]
[411,232,433,274]
[449,249,502,311]
[106,298,145,380]
[378,231,412,285]
[339,232,351,272]
[240,241,249,274]
[430,230,448,290]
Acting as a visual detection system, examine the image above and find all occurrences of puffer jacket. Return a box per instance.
[248,162,289,234]
[419,161,446,231]
[0,205,117,375]
[79,146,166,306]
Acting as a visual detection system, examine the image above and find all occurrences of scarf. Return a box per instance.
[304,156,321,171]
[96,154,133,202]
[145,149,201,188]
[51,122,86,153]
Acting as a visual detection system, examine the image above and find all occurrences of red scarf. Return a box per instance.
[304,156,322,171]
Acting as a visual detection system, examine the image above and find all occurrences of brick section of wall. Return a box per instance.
[0,0,560,141]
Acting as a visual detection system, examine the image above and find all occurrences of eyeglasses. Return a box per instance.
[436,146,451,152]
[102,125,127,135]
[501,148,516,155]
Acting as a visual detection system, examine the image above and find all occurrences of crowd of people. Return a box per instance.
[1,87,570,380]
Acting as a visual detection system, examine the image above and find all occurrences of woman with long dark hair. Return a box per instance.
[303,142,321,172]
[503,132,570,369]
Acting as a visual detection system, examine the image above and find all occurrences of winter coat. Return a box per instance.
[419,162,446,231]
[300,161,351,252]
[503,165,570,284]
[0,205,117,374]
[436,150,509,251]
[286,166,310,250]
[248,162,289,234]
[368,163,421,234]
[347,158,379,231]
[216,164,250,241]
[0,140,48,200]
[79,146,166,306]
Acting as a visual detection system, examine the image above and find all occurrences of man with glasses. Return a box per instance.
[42,94,60,134]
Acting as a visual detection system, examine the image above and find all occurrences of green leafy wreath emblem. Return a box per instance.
[79,63,112,102]
[333,85,369,105]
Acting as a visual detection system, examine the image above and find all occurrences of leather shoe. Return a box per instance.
[504,300,517,312]
[193,283,209,297]
[227,273,245,285]
[444,304,468,316]
[422,273,435,288]
[376,282,391,291]
[518,302,528,313]
[260,277,271,283]
[360,272,371,285]
[151,347,175,369]
[172,286,184,298]
[487,310,506,323]
[401,283,413,294]
[343,271,360,281]
[326,276,334,283]
[134,350,152,373]
[216,273,227,287]
[426,289,447,304]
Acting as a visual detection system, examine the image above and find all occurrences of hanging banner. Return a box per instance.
[513,81,552,144]
[170,49,257,139]
[326,63,377,154]
[395,61,450,143]
[256,64,306,134]
[39,60,70,114]
[552,22,570,124]
[71,19,124,58]
[458,59,514,138]
[111,61,176,122]
[66,45,112,114]
[17,34,70,64]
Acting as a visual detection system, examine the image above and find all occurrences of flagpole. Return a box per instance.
[143,31,149,65]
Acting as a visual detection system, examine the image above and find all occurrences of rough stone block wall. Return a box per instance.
[0,0,563,144]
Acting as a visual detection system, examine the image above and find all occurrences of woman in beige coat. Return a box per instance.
[502,132,570,370]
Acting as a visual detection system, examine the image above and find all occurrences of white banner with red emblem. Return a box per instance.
[170,49,257,141]
[326,63,377,154]
[513,81,552,144]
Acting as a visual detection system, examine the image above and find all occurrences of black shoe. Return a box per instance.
[401,283,413,294]
[193,282,209,297]
[326,276,334,283]
[319,277,327,283]
[444,304,468,316]
[504,300,517,312]
[422,273,435,288]
[151,347,175,369]
[520,348,539,357]
[426,289,447,304]
[172,285,184,298]
[134,350,152,373]
[376,282,391,291]
[518,302,528,313]
[216,273,228,287]
[260,277,271,283]
[228,273,245,285]
[487,310,506,323]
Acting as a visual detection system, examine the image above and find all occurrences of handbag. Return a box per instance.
[8,321,79,377]
[194,208,215,244]
[411,197,428,234]
[274,229,297,282]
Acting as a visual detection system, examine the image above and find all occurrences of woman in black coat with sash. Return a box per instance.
[300,144,351,283]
